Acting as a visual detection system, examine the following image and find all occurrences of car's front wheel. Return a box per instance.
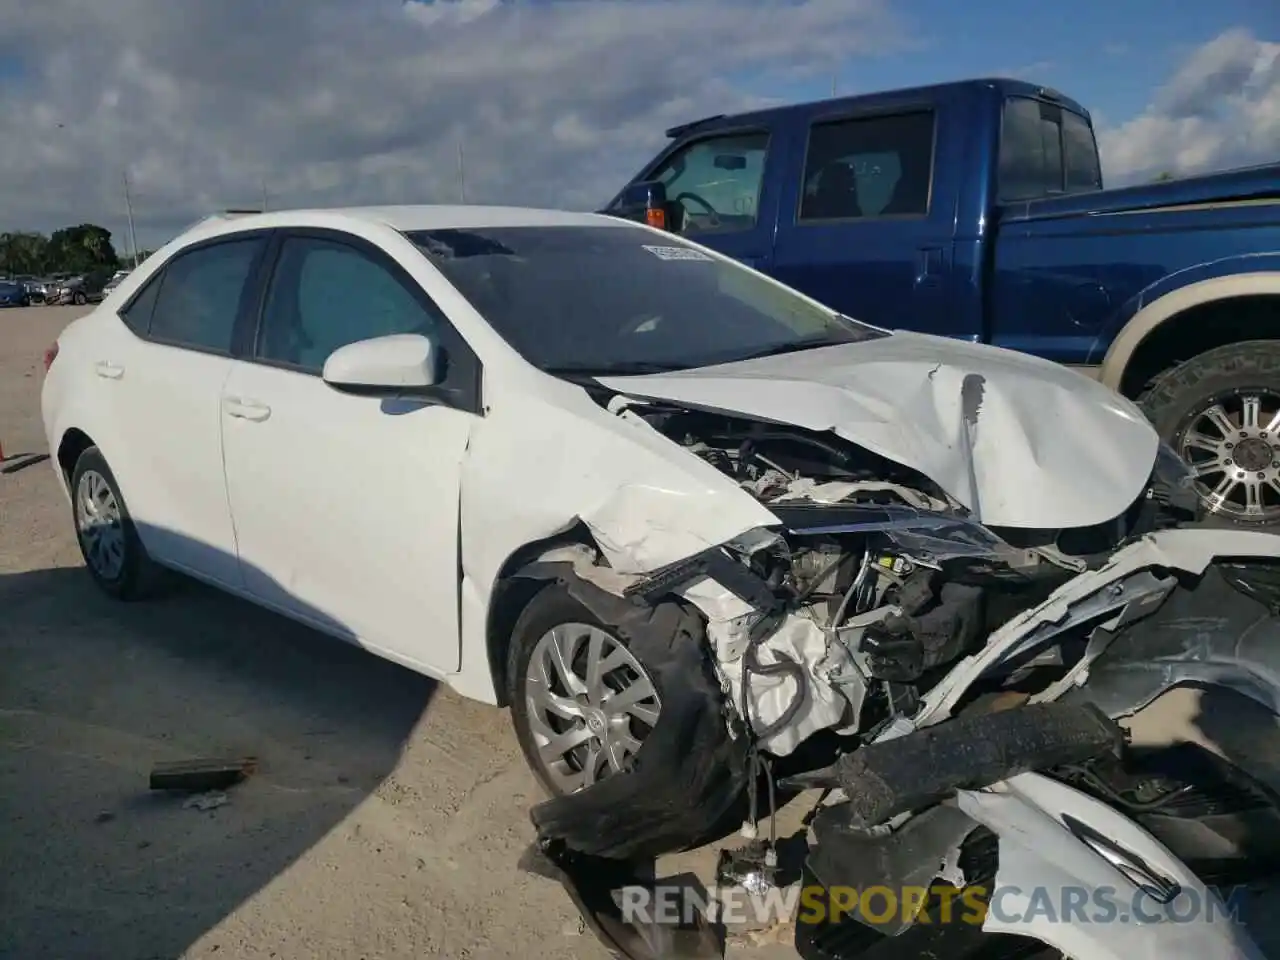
[70,446,165,600]
[508,582,665,797]
[73,291,87,306]
[507,576,751,860]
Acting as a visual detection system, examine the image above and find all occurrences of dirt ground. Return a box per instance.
[2,305,1277,960]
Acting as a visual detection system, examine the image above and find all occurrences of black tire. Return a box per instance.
[73,291,87,306]
[508,576,750,860]
[1139,340,1280,527]
[69,446,166,600]
[507,580,681,797]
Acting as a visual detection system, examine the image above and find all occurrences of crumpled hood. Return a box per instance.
[596,330,1160,530]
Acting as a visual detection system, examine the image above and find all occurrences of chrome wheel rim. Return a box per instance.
[1179,390,1280,523]
[75,469,126,580]
[524,622,661,794]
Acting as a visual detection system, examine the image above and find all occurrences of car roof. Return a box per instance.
[178,205,629,246]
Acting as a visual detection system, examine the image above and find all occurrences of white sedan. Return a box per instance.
[41,204,1183,828]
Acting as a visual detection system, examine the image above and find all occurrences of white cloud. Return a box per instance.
[1098,28,1280,184]
[0,0,906,249]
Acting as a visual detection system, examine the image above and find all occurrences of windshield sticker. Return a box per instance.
[641,245,714,262]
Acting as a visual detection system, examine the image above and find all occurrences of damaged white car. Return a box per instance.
[42,206,1280,959]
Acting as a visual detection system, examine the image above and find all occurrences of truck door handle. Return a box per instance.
[94,361,124,380]
[222,397,272,422]
[915,248,944,285]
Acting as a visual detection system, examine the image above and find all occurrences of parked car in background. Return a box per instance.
[607,76,1280,527]
[47,269,113,306]
[0,280,30,307]
[102,270,131,294]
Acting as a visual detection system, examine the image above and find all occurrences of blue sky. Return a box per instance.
[740,0,1277,125]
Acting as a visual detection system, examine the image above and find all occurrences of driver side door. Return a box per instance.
[641,126,782,272]
[219,229,480,676]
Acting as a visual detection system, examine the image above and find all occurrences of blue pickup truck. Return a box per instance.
[605,77,1280,528]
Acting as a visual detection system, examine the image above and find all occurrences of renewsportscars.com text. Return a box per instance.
[619,882,1252,928]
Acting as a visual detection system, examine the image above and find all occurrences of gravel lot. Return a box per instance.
[2,305,1277,960]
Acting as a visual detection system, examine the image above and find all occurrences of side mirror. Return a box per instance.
[322,333,441,395]
[614,180,672,230]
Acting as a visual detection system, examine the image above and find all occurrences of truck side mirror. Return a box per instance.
[614,180,673,231]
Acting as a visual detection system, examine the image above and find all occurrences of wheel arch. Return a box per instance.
[482,523,602,708]
[1099,271,1280,395]
[55,427,97,485]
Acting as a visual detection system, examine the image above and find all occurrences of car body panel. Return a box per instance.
[956,771,1266,959]
[220,358,474,675]
[597,330,1158,529]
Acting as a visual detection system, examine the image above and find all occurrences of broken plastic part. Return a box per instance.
[149,757,257,792]
[518,838,721,960]
[783,702,1124,829]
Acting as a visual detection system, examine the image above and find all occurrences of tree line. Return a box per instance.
[0,224,151,278]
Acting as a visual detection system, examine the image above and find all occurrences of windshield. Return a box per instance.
[406,224,886,374]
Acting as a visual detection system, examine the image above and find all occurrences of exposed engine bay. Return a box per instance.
[618,402,1200,758]
[513,351,1280,960]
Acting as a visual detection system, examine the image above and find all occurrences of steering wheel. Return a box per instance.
[673,191,720,228]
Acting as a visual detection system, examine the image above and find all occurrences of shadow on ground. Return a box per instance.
[0,561,437,960]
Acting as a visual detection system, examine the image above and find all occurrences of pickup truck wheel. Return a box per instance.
[1139,341,1280,527]
[73,291,87,306]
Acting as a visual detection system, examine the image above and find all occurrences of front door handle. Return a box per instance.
[222,396,272,422]
[94,361,124,380]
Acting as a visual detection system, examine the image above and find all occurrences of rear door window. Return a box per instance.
[646,131,769,236]
[147,238,264,353]
[798,110,935,221]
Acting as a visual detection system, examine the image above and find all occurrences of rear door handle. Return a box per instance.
[222,396,272,422]
[95,361,124,380]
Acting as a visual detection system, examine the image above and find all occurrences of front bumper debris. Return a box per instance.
[518,838,720,960]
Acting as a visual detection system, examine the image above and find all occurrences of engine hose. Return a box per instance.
[743,632,808,744]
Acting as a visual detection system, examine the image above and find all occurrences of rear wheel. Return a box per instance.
[1139,341,1280,527]
[70,446,166,600]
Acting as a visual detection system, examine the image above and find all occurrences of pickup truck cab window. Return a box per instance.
[998,97,1067,203]
[649,131,768,236]
[798,110,935,221]
[1062,109,1103,192]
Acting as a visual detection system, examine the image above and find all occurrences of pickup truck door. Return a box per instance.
[768,105,963,337]
[636,125,782,272]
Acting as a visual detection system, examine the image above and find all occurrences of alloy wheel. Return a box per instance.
[524,622,662,794]
[1178,389,1280,523]
[75,469,126,580]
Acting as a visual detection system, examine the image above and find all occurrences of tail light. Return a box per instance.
[645,207,667,230]
[43,342,59,371]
